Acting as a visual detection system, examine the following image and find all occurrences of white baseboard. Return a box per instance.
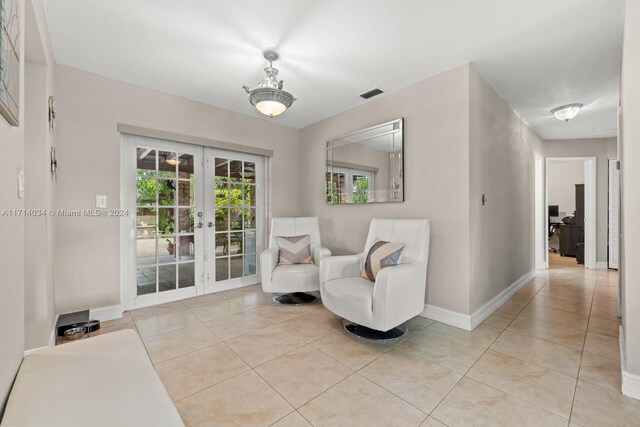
[469,270,535,330]
[622,370,640,400]
[24,345,50,357]
[212,280,260,293]
[619,325,640,400]
[48,314,59,347]
[596,261,609,269]
[24,314,59,357]
[90,304,124,321]
[419,270,535,332]
[420,304,471,330]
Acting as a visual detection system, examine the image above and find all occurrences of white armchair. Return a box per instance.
[320,219,430,339]
[261,217,331,304]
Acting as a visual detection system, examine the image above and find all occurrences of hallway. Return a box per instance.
[481,255,631,425]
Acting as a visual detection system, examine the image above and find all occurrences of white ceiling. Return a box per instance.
[42,0,624,139]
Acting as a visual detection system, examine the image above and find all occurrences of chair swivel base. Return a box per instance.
[273,292,320,305]
[342,320,408,341]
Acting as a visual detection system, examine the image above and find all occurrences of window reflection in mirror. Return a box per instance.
[326,118,403,204]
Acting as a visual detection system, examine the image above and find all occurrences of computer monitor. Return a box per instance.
[548,205,559,217]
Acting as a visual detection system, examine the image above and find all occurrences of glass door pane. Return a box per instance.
[134,147,198,298]
[205,151,264,291]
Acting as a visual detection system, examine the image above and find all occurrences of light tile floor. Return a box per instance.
[92,253,640,426]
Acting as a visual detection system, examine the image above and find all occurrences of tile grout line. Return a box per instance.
[349,324,445,419]
[504,324,585,352]
[309,334,386,373]
[287,325,438,419]
[352,372,430,423]
[250,364,299,423]
[433,273,578,422]
[169,340,253,404]
[148,330,224,365]
[567,268,601,424]
[429,275,552,420]
[130,265,623,425]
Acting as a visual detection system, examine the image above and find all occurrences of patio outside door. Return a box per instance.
[122,135,265,310]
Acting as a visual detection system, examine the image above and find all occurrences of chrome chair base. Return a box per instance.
[273,292,320,305]
[342,320,408,341]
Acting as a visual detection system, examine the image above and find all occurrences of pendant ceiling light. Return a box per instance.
[165,153,181,166]
[551,103,583,122]
[243,50,296,117]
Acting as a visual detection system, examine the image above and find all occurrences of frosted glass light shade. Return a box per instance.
[551,103,583,122]
[256,100,287,117]
[243,51,296,117]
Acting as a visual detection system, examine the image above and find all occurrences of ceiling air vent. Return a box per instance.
[360,88,384,99]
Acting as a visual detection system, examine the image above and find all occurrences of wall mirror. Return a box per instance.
[326,118,403,204]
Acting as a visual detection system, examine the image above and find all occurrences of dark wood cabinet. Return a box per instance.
[575,184,585,226]
[559,226,584,257]
[558,184,585,259]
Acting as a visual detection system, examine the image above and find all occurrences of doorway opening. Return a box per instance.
[534,156,597,270]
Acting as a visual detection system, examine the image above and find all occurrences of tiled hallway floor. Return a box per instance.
[97,258,639,426]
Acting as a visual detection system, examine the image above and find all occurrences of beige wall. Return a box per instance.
[620,0,640,377]
[24,59,56,350]
[53,65,301,313]
[300,64,472,314]
[0,0,25,413]
[23,0,57,352]
[547,161,584,217]
[468,66,540,313]
[539,138,617,263]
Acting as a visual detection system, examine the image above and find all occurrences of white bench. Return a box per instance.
[1,330,184,427]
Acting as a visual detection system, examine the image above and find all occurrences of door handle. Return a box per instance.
[196,221,204,229]
[207,222,214,228]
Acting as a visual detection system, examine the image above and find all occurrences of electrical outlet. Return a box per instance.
[96,195,107,208]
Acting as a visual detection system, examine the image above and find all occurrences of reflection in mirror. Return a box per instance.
[326,118,403,204]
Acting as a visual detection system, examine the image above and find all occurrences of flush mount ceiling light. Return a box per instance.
[243,50,296,117]
[551,103,583,122]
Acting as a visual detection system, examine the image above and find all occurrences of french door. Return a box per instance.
[204,150,265,293]
[122,135,266,310]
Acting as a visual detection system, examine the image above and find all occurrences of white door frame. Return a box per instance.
[534,152,547,269]
[539,156,597,270]
[121,135,205,310]
[120,135,268,310]
[203,148,267,293]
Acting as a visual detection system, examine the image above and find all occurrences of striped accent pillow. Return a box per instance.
[361,237,405,281]
[276,235,314,265]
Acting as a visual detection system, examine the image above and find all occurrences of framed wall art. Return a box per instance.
[0,0,20,126]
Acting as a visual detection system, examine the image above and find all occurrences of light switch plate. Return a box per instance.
[17,169,24,199]
[96,195,107,208]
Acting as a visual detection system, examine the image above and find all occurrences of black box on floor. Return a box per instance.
[56,310,89,337]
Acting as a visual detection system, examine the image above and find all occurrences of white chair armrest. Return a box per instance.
[320,254,364,284]
[313,246,332,266]
[373,262,427,329]
[260,247,279,289]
